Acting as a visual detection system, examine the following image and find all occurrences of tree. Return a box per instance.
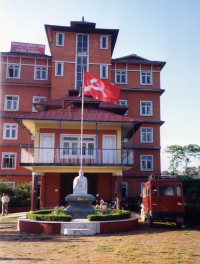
[164,145,185,173]
[165,144,200,173]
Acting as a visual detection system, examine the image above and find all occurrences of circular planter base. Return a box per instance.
[17,214,138,235]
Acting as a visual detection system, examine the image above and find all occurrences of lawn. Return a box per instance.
[0,215,200,264]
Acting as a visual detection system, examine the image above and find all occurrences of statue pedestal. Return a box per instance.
[64,193,95,219]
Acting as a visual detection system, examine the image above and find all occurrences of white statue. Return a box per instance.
[73,170,87,194]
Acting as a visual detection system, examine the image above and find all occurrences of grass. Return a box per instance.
[39,237,52,241]
[93,244,114,252]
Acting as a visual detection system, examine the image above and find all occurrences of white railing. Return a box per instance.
[20,147,134,165]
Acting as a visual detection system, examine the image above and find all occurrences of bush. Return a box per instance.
[14,183,31,201]
[27,210,72,222]
[0,181,14,197]
[185,204,200,226]
[88,209,131,221]
[186,187,200,204]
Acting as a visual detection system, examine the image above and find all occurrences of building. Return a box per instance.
[0,19,165,210]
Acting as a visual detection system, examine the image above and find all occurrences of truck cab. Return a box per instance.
[141,175,185,227]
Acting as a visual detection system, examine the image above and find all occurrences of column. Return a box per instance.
[40,174,45,209]
[116,174,122,210]
[31,172,38,211]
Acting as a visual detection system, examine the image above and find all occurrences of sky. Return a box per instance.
[1,0,200,172]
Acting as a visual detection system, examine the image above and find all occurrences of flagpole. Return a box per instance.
[80,67,84,172]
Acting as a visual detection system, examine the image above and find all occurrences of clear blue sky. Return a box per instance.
[1,0,200,171]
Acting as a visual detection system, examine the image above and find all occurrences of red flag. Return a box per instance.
[83,71,121,102]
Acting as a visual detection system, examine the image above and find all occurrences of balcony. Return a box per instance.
[20,147,134,167]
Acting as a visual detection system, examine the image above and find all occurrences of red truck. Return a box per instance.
[141,175,185,227]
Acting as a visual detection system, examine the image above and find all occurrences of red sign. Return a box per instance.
[11,42,45,54]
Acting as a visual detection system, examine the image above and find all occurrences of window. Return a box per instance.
[76,35,88,89]
[140,101,152,116]
[115,70,126,84]
[140,155,153,171]
[176,185,182,196]
[32,96,47,112]
[100,65,108,79]
[140,71,152,85]
[55,62,64,76]
[1,182,15,189]
[61,135,95,158]
[56,32,64,46]
[3,123,18,140]
[100,36,108,49]
[159,186,174,196]
[6,64,20,78]
[4,95,19,111]
[77,35,88,55]
[152,186,157,196]
[1,153,17,169]
[115,100,128,115]
[140,127,153,143]
[115,182,128,198]
[35,66,47,80]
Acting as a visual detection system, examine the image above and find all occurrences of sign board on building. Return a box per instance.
[11,42,45,54]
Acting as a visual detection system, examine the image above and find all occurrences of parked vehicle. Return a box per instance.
[141,175,185,227]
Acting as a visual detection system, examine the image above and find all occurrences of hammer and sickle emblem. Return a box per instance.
[85,79,107,98]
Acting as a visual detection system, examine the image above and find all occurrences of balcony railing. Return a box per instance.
[20,147,134,166]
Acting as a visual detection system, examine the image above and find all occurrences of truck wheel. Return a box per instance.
[148,212,153,228]
[141,209,146,222]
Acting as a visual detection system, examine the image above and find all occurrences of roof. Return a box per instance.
[0,52,51,58]
[112,54,166,69]
[13,107,142,138]
[45,22,119,56]
[33,95,128,115]
[14,107,141,123]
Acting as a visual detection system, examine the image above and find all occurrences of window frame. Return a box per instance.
[76,34,89,89]
[100,64,108,79]
[140,71,152,85]
[140,101,153,116]
[55,61,64,76]
[115,70,127,84]
[100,35,108,49]
[6,64,20,79]
[115,100,128,115]
[4,95,19,111]
[140,155,153,171]
[140,127,153,143]
[1,182,15,189]
[34,66,48,80]
[56,32,64,46]
[1,152,17,170]
[32,96,47,112]
[60,134,96,159]
[3,123,18,140]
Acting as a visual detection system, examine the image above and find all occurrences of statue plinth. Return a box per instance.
[64,170,95,219]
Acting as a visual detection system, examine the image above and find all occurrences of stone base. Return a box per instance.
[17,215,138,235]
[65,193,95,219]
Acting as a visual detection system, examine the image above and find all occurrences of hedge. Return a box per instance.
[184,204,200,226]
[87,210,131,221]
[26,210,72,222]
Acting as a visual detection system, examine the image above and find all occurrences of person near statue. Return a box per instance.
[73,170,87,194]
[1,193,10,216]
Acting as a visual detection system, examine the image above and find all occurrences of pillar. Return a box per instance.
[116,175,122,210]
[31,172,38,211]
[40,174,45,208]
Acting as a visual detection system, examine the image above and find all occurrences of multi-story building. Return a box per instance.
[0,19,165,210]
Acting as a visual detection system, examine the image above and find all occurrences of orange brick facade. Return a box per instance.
[0,20,165,208]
